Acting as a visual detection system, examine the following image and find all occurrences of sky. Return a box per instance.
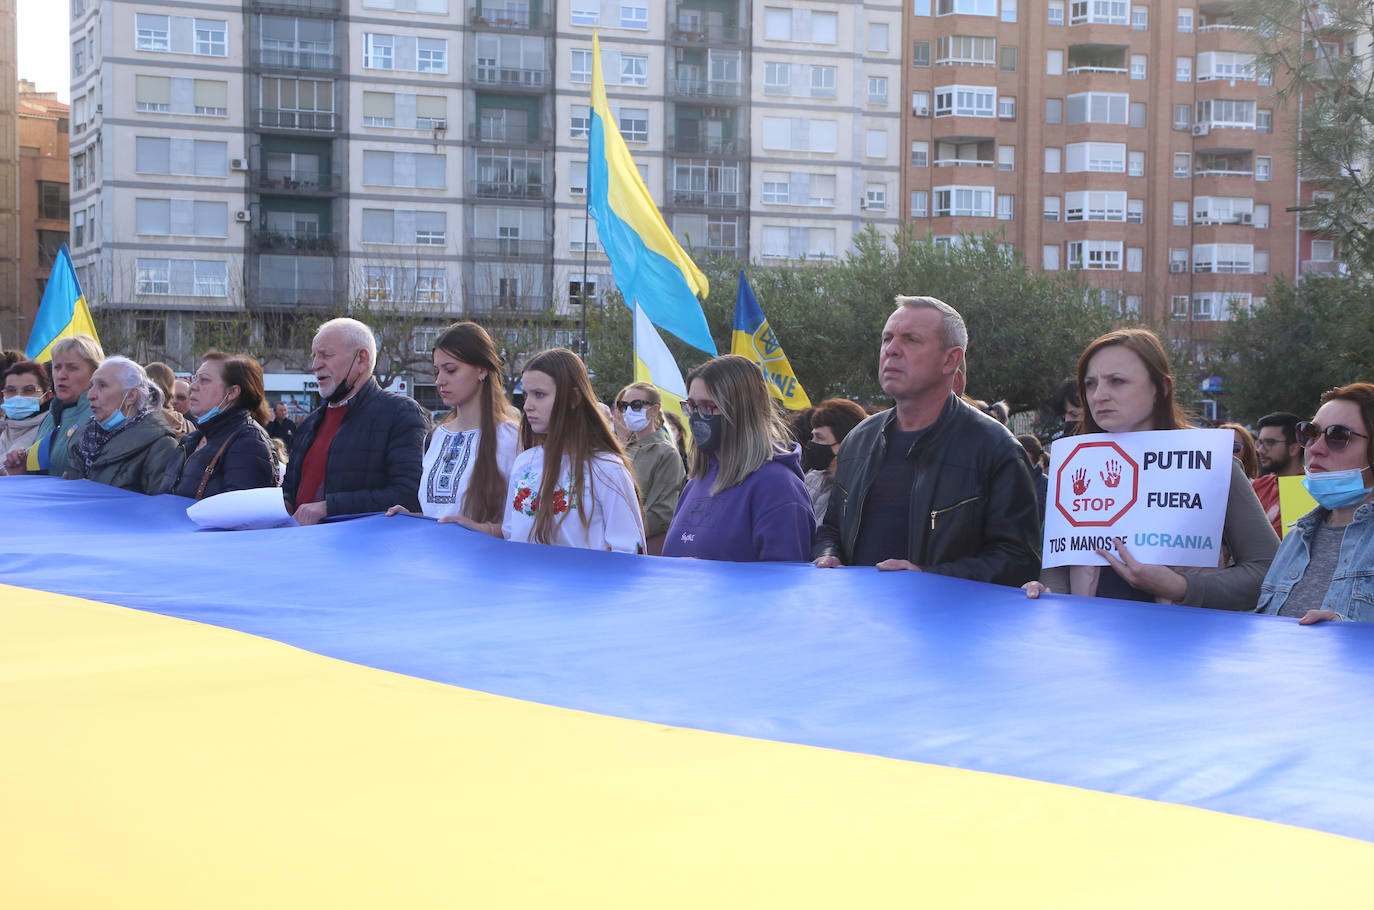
[18,0,70,102]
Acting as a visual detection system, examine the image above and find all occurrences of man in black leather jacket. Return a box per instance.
[812,296,1040,586]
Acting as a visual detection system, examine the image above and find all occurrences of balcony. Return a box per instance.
[468,5,551,32]
[468,65,548,91]
[466,294,550,314]
[252,49,339,72]
[253,171,343,195]
[467,122,552,146]
[1302,259,1347,275]
[250,0,340,11]
[468,179,547,201]
[253,230,339,254]
[933,158,995,168]
[257,109,336,133]
[669,23,745,46]
[666,135,744,156]
[467,237,548,258]
[669,77,743,100]
[669,190,744,209]
[254,282,336,308]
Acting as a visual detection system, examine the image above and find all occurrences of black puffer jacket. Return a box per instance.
[812,393,1041,586]
[282,378,429,516]
[157,407,277,499]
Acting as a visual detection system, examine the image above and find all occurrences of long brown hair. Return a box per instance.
[1320,382,1374,465]
[434,322,518,523]
[521,348,635,544]
[1076,329,1189,434]
[202,351,270,426]
[685,354,794,495]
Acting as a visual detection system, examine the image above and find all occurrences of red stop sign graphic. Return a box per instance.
[1055,440,1139,527]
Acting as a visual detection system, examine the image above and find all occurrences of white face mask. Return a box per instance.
[623,408,651,432]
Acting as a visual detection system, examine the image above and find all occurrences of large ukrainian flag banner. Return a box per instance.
[25,243,100,361]
[731,270,811,410]
[3,478,1374,907]
[588,32,715,355]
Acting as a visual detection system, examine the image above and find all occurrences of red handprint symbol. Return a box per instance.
[1072,468,1090,496]
[1100,459,1123,488]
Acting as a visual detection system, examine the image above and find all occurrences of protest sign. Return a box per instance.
[1278,475,1318,537]
[1043,429,1233,568]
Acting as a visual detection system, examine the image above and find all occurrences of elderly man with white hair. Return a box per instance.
[65,355,177,493]
[283,317,430,525]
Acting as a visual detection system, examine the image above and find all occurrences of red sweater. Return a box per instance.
[293,404,347,507]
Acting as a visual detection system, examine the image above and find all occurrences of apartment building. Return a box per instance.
[903,0,1304,353]
[0,0,19,347]
[17,82,71,336]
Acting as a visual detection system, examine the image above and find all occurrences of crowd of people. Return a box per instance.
[3,296,1370,625]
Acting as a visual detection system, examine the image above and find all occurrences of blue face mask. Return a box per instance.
[2,396,42,420]
[195,393,231,426]
[99,410,128,432]
[1302,466,1374,510]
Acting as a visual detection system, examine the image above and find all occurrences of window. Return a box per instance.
[1068,240,1123,270]
[1170,249,1188,273]
[1043,197,1060,221]
[1044,147,1061,173]
[1069,0,1128,25]
[1131,5,1146,28]
[936,0,999,15]
[761,117,838,153]
[1129,102,1146,128]
[1197,52,1257,82]
[1174,153,1191,177]
[998,96,1015,119]
[911,190,928,217]
[621,54,647,87]
[136,259,228,297]
[135,75,171,113]
[764,62,791,94]
[761,173,789,204]
[137,198,229,237]
[417,38,447,74]
[1174,105,1190,130]
[362,150,446,188]
[1128,151,1144,176]
[570,49,592,83]
[933,185,995,217]
[868,77,889,104]
[136,14,170,52]
[1043,245,1060,270]
[1000,46,1017,71]
[809,11,838,43]
[416,270,446,304]
[1066,92,1128,125]
[935,85,996,117]
[1171,201,1189,226]
[619,108,648,142]
[1131,55,1146,80]
[763,7,791,40]
[194,80,229,116]
[912,141,929,167]
[365,34,393,69]
[620,4,648,29]
[1065,142,1126,173]
[869,23,889,53]
[1126,248,1143,272]
[912,91,931,116]
[1049,1,1064,25]
[811,65,837,96]
[913,41,931,67]
[865,185,888,212]
[1065,191,1126,222]
[997,194,1014,220]
[1254,204,1270,229]
[1128,198,1143,223]
[1193,243,1255,273]
[72,39,85,76]
[938,35,997,67]
[195,20,226,56]
[1178,8,1192,32]
[571,0,599,26]
[1046,98,1062,124]
[1171,295,1189,319]
[1257,110,1272,133]
[1047,49,1063,76]
[1176,57,1192,82]
[1310,240,1335,262]
[135,137,228,177]
[998,145,1014,171]
[1256,157,1271,181]
[570,105,590,139]
[865,130,889,159]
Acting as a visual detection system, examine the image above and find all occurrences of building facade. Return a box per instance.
[0,0,20,347]
[17,81,70,338]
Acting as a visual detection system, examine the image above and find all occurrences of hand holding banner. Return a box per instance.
[1043,429,1234,568]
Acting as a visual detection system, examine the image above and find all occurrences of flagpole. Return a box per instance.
[580,190,590,360]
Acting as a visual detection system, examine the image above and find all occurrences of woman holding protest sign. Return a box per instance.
[1256,383,1374,624]
[1024,329,1276,608]
[663,355,814,562]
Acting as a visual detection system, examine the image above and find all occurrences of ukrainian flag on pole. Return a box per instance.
[25,244,100,362]
[632,302,688,421]
[588,32,715,355]
[731,271,811,410]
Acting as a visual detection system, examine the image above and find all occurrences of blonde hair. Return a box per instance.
[50,334,105,373]
[685,354,793,495]
[616,381,663,429]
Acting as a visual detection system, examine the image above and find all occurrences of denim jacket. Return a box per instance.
[1256,502,1374,621]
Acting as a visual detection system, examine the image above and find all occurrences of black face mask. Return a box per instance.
[689,414,724,453]
[802,440,836,472]
[326,353,361,405]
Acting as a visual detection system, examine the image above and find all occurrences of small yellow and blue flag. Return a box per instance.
[632,302,688,422]
[730,271,811,410]
[25,243,100,362]
[588,32,714,355]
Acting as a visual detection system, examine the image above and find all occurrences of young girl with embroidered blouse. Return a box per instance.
[385,322,519,524]
[465,347,644,552]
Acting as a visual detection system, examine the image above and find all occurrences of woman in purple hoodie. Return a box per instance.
[663,355,815,562]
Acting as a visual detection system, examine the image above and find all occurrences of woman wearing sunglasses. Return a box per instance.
[611,382,685,555]
[1257,383,1374,623]
[1025,329,1276,607]
[663,354,814,562]
[1220,422,1260,480]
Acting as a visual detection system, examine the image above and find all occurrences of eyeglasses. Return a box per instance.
[1232,442,1244,454]
[615,398,655,412]
[3,383,43,396]
[1296,420,1369,452]
[680,399,720,418]
[1254,437,1285,449]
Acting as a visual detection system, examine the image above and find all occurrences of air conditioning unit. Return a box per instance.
[234,210,251,223]
[431,118,448,131]
[230,158,249,171]
[1191,124,1209,136]
[95,104,103,114]
[1239,212,1253,224]
[1170,261,1187,273]
[914,107,931,117]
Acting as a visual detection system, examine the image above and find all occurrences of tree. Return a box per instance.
[1207,274,1374,420]
[587,226,1119,413]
